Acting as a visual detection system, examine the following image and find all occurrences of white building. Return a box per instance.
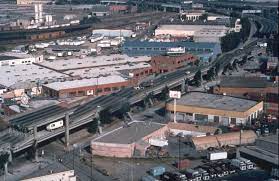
[92,29,134,37]
[0,52,43,67]
[22,170,76,181]
[180,10,205,21]
[155,24,229,42]
[39,54,151,71]
[0,64,69,97]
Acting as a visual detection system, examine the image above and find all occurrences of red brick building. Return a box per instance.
[151,53,197,74]
[42,75,130,98]
[213,77,279,116]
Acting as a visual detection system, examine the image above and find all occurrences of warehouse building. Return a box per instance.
[42,74,130,98]
[0,52,43,67]
[0,64,69,97]
[151,53,197,74]
[39,54,150,71]
[213,77,278,116]
[92,29,133,37]
[121,40,221,61]
[180,10,205,21]
[192,130,257,150]
[166,92,263,126]
[91,121,168,158]
[155,24,229,43]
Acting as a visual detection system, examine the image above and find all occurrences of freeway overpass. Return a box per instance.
[0,38,259,155]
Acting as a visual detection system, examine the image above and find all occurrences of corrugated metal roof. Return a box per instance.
[123,40,219,49]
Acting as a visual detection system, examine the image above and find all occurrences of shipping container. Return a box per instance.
[207,151,228,161]
[149,166,165,177]
[149,138,168,147]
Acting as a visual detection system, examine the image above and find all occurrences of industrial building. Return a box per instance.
[121,40,222,61]
[0,52,43,67]
[154,24,229,43]
[151,53,197,74]
[0,64,69,97]
[92,29,134,37]
[91,121,168,158]
[191,130,257,150]
[167,122,218,137]
[213,77,278,116]
[42,74,130,98]
[239,134,278,171]
[91,5,110,17]
[180,10,205,21]
[166,92,264,126]
[39,54,151,71]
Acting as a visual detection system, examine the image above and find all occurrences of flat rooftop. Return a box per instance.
[0,64,69,88]
[257,134,278,144]
[64,62,151,78]
[39,54,151,71]
[172,92,259,112]
[123,40,220,50]
[220,77,275,88]
[0,52,33,61]
[93,121,165,144]
[157,24,228,31]
[43,74,127,91]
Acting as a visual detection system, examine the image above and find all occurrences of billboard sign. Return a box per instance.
[169,91,181,99]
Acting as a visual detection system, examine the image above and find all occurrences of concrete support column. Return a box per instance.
[8,150,12,162]
[4,162,8,176]
[181,79,185,93]
[163,7,166,12]
[192,113,196,121]
[65,113,70,148]
[33,126,38,162]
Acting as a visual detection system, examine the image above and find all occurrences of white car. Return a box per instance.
[186,71,191,75]
[46,120,64,131]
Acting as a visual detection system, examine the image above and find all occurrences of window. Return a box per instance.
[214,116,219,123]
[146,48,152,50]
[104,87,111,92]
[97,89,102,93]
[230,118,236,125]
[112,87,119,91]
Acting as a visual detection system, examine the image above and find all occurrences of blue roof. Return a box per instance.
[123,40,219,49]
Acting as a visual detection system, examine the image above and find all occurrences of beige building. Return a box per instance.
[192,130,257,150]
[22,170,76,181]
[166,92,263,126]
[91,121,168,158]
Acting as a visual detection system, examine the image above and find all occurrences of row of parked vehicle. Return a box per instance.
[141,158,255,181]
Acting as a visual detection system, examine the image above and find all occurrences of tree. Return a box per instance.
[0,152,9,170]
[193,70,202,87]
[195,59,201,66]
[160,86,169,101]
[221,32,241,52]
[240,17,251,42]
[206,67,215,81]
[200,13,208,21]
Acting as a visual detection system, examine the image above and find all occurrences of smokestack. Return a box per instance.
[38,4,43,23]
[34,4,39,23]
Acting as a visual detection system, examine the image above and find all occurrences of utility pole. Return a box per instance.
[65,113,70,148]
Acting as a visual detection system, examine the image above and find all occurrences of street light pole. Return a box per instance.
[174,98,177,123]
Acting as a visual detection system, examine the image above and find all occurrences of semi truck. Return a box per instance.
[231,159,247,171]
[238,157,254,169]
